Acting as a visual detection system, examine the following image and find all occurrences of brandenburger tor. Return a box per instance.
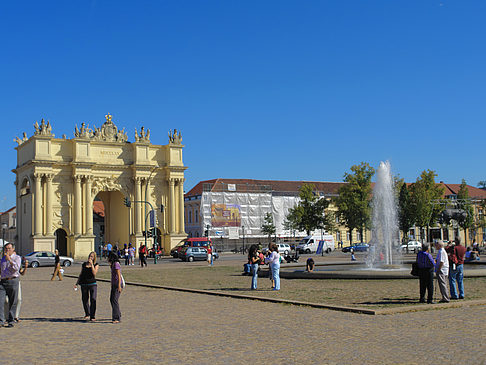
[13,114,187,259]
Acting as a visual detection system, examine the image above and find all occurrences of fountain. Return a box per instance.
[367,161,401,268]
[280,160,486,279]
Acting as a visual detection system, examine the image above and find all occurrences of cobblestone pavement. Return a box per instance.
[2,266,486,364]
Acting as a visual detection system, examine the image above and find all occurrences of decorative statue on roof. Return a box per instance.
[168,129,182,144]
[33,118,54,137]
[135,126,150,142]
[73,113,128,142]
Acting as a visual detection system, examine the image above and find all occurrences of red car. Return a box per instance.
[170,237,212,258]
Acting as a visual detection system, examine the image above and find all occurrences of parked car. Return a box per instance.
[25,251,74,268]
[179,247,208,262]
[342,243,370,253]
[276,243,291,255]
[400,241,422,253]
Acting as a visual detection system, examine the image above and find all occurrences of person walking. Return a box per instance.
[139,245,147,267]
[4,249,27,323]
[51,249,63,281]
[74,252,99,321]
[0,243,21,327]
[108,252,122,323]
[248,244,260,290]
[123,244,129,266]
[128,243,135,265]
[207,243,213,266]
[448,236,466,300]
[416,243,435,304]
[434,240,450,303]
[265,243,280,291]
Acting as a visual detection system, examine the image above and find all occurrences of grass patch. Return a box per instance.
[98,265,486,308]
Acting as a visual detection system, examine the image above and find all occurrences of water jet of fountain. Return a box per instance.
[367,161,401,267]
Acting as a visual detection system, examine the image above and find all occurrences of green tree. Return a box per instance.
[478,181,486,190]
[398,182,415,243]
[261,212,276,244]
[457,179,474,245]
[285,184,333,236]
[335,162,375,244]
[409,170,444,242]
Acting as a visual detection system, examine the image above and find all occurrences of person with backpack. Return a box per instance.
[108,252,122,323]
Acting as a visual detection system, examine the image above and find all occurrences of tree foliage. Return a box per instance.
[457,179,474,243]
[285,184,333,236]
[335,162,375,243]
[397,182,415,242]
[261,212,276,243]
[409,170,444,240]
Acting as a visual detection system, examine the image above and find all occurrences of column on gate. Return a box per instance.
[33,173,43,236]
[135,177,142,234]
[85,176,93,235]
[169,178,175,233]
[178,178,185,234]
[45,174,53,236]
[73,175,82,235]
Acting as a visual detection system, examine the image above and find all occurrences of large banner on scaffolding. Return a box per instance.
[211,203,241,227]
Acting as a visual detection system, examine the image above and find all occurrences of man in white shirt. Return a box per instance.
[434,240,450,303]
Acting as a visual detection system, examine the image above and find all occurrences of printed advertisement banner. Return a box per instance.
[211,204,241,227]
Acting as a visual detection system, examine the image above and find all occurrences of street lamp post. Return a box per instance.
[1,222,7,248]
[242,225,245,254]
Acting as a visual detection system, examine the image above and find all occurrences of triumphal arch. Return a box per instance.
[13,114,187,259]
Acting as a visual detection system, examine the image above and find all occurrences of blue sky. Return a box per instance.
[1,1,485,210]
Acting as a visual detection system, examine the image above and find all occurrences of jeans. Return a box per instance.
[81,284,97,319]
[449,264,464,299]
[251,264,258,289]
[272,262,280,290]
[110,285,121,321]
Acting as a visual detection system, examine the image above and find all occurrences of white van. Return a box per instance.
[297,235,335,254]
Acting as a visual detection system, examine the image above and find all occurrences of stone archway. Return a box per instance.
[55,228,68,256]
[95,190,130,248]
[14,114,188,259]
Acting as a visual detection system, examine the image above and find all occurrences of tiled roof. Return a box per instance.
[185,178,347,197]
[186,178,486,200]
[93,201,105,217]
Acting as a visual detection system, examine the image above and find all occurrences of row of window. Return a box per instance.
[186,207,199,224]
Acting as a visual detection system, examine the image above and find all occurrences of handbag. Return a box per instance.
[411,262,419,276]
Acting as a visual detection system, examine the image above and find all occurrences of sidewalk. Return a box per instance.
[3,266,486,364]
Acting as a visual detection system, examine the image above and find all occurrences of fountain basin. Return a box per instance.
[278,262,486,280]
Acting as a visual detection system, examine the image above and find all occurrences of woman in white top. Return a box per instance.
[265,244,280,291]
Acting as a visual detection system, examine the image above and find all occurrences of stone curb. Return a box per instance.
[64,274,377,315]
[64,275,486,316]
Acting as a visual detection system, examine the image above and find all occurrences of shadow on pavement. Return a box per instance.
[357,297,418,305]
[22,317,113,323]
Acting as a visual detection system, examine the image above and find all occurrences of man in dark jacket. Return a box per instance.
[417,243,435,304]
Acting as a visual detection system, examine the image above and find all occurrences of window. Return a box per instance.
[195,209,198,223]
[188,211,192,224]
[346,232,350,241]
[336,231,341,241]
[357,231,361,242]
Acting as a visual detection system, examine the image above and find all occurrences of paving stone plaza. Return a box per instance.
[4,261,486,365]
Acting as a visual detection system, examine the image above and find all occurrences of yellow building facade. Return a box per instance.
[13,114,187,259]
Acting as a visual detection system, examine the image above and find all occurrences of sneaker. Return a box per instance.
[439,299,450,303]
[6,323,14,328]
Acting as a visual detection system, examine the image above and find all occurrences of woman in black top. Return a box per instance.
[74,251,99,321]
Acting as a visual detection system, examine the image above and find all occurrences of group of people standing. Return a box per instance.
[248,243,281,291]
[74,251,123,323]
[416,237,467,304]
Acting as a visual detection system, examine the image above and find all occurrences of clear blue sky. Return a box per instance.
[1,1,485,210]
